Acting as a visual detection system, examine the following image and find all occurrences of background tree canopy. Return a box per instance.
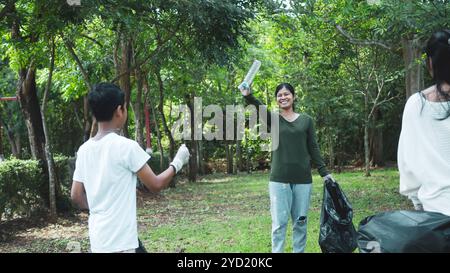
[0,0,449,216]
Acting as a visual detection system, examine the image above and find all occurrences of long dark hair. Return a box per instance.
[423,29,450,120]
[275,83,296,110]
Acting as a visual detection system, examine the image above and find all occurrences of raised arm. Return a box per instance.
[137,144,190,193]
[136,164,176,193]
[240,85,274,129]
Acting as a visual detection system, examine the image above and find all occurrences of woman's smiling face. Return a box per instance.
[276,87,294,110]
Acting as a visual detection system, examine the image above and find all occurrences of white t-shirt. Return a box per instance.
[398,92,450,216]
[73,132,150,252]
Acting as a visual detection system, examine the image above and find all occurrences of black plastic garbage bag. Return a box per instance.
[357,210,450,253]
[319,178,358,253]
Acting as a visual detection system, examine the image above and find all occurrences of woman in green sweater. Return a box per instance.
[240,82,334,253]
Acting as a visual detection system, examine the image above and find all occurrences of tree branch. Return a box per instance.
[42,37,55,113]
[62,34,91,88]
[110,34,171,83]
[0,0,15,22]
[79,33,104,47]
[335,24,393,51]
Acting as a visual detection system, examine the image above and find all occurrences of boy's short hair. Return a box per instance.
[88,83,125,122]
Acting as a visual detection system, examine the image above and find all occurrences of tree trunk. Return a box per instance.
[14,134,21,157]
[188,140,198,182]
[119,33,132,138]
[364,86,371,177]
[83,96,92,141]
[198,140,205,175]
[16,67,51,205]
[1,114,20,158]
[17,68,46,162]
[236,139,242,172]
[370,127,384,167]
[134,67,144,147]
[246,140,251,174]
[155,67,175,160]
[226,142,234,174]
[0,110,20,159]
[232,143,237,175]
[113,33,121,79]
[402,36,424,99]
[41,39,58,221]
[89,118,98,138]
[187,94,198,182]
[152,105,165,171]
[225,143,230,173]
[229,144,234,174]
[72,101,84,133]
[364,121,371,177]
[369,109,384,167]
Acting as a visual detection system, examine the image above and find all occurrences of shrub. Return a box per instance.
[0,155,74,220]
[0,159,44,220]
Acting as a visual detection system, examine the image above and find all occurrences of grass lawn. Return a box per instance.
[0,168,412,253]
[138,168,412,253]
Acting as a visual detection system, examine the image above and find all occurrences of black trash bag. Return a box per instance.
[319,178,358,253]
[357,210,450,253]
[136,238,148,253]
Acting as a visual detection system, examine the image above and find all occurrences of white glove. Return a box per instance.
[238,81,251,96]
[170,144,190,173]
[323,174,335,182]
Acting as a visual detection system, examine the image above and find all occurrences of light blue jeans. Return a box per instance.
[269,181,312,253]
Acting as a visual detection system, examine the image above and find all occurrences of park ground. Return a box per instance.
[0,168,412,253]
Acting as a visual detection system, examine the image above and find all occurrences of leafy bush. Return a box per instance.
[53,155,74,211]
[0,155,75,220]
[0,159,44,220]
[0,152,172,220]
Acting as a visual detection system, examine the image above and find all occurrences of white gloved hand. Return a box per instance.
[323,174,335,182]
[170,144,190,173]
[238,81,251,96]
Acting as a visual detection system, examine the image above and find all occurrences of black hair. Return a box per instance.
[88,83,125,122]
[275,83,296,110]
[423,29,450,119]
[275,83,295,97]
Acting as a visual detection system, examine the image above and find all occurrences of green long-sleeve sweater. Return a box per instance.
[244,94,329,184]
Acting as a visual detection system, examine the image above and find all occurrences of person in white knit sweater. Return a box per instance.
[398,30,450,216]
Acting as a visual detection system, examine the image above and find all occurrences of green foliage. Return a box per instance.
[0,155,73,220]
[147,152,170,174]
[0,159,43,219]
[53,155,74,191]
[1,0,447,176]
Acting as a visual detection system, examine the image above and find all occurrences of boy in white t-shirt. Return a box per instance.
[71,83,190,253]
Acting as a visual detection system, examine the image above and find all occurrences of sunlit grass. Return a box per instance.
[139,168,412,253]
